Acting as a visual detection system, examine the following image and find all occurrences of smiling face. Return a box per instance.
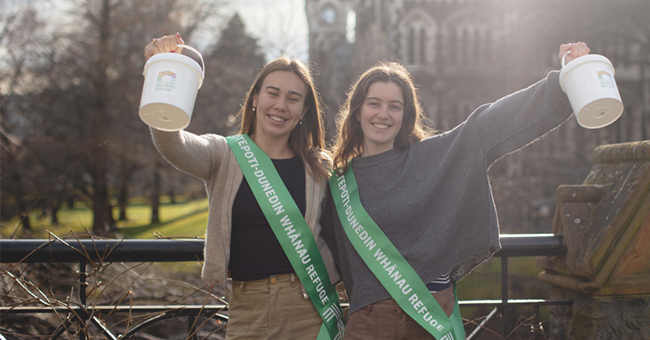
[252,70,308,142]
[358,81,405,157]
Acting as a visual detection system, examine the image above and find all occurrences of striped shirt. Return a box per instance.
[426,273,451,293]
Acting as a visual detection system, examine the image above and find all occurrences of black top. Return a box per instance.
[229,156,306,281]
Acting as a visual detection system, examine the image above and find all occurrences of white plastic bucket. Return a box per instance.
[139,44,205,131]
[559,53,623,129]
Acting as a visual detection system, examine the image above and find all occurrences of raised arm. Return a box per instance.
[471,42,590,166]
[150,129,227,180]
[143,33,225,180]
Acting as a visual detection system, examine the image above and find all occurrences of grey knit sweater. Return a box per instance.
[321,71,573,315]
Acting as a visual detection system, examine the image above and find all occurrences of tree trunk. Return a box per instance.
[50,201,60,225]
[168,189,176,204]
[117,158,136,221]
[91,0,114,234]
[12,172,32,235]
[117,167,129,222]
[107,203,115,226]
[150,165,161,223]
[118,183,128,221]
[16,199,31,236]
[67,196,75,209]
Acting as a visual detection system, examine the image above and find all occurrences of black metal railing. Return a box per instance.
[0,234,571,339]
[463,234,572,339]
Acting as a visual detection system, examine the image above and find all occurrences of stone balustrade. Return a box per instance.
[537,140,650,339]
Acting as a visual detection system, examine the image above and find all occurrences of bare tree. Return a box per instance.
[0,1,53,236]
[1,0,224,236]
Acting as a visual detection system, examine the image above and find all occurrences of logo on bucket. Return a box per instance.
[597,71,615,90]
[155,71,177,92]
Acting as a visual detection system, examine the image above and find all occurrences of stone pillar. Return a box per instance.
[537,141,650,340]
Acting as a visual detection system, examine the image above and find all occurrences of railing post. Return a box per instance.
[532,304,541,340]
[188,315,198,340]
[79,260,87,306]
[501,257,509,338]
[79,260,87,340]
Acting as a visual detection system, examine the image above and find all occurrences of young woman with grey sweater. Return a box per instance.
[321,42,591,339]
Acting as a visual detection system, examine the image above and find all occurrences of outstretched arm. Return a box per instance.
[143,33,222,180]
[150,129,226,181]
[472,42,591,166]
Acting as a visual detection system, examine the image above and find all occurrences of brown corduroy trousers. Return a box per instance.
[226,273,322,340]
[344,287,456,340]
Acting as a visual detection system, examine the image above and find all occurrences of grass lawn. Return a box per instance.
[1,197,209,239]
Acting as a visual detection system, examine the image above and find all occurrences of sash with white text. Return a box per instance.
[329,166,465,340]
[226,134,344,340]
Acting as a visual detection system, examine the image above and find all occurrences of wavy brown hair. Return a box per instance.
[237,56,329,180]
[332,61,431,173]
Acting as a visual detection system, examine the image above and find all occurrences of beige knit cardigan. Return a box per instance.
[151,129,340,296]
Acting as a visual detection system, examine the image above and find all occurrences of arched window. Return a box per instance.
[448,24,492,67]
[482,29,491,63]
[346,10,356,43]
[473,28,481,63]
[461,28,469,65]
[449,29,457,67]
[420,27,427,65]
[399,11,437,68]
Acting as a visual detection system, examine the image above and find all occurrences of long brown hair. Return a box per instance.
[332,61,430,173]
[237,56,329,180]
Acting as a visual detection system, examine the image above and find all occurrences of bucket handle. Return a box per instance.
[177,44,205,80]
[561,50,571,68]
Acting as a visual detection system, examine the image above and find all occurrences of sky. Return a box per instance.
[219,0,310,61]
[8,0,311,62]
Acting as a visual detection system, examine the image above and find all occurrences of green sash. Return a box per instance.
[329,166,465,340]
[226,134,344,340]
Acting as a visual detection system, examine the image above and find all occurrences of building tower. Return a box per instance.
[305,0,354,136]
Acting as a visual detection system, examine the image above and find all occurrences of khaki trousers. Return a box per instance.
[344,287,456,340]
[226,273,322,340]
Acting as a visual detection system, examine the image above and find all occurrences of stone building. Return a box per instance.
[305,0,650,233]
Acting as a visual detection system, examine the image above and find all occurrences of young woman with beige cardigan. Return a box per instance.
[144,34,340,340]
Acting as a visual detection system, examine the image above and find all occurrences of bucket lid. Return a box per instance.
[144,52,204,88]
[560,54,615,91]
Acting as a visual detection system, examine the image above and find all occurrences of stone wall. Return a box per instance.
[538,141,650,339]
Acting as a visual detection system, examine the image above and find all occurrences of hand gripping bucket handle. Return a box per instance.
[559,51,624,129]
[139,44,206,131]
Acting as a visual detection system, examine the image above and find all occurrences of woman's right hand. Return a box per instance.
[144,33,184,62]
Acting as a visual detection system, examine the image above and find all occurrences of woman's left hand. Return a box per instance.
[559,42,590,65]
